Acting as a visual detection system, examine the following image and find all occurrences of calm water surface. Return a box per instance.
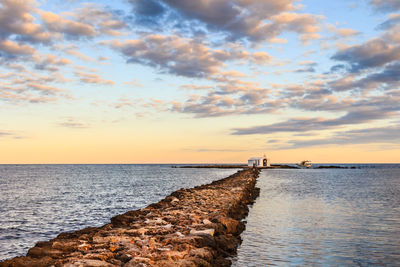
[0,164,238,261]
[234,165,400,266]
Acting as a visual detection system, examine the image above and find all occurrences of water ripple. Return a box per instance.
[0,164,237,261]
[233,166,400,266]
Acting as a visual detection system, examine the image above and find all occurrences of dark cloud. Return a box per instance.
[127,0,322,43]
[282,125,400,149]
[330,64,346,73]
[369,0,400,12]
[329,62,400,91]
[232,108,394,135]
[129,0,166,17]
[331,39,400,73]
[294,66,316,73]
[376,14,400,30]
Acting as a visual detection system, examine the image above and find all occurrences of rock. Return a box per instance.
[0,256,54,267]
[202,219,212,225]
[175,231,185,237]
[189,229,215,236]
[218,217,241,234]
[26,247,64,258]
[51,241,79,252]
[2,169,260,267]
[66,259,118,267]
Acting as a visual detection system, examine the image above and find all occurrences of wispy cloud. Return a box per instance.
[280,125,400,149]
[57,118,89,129]
[74,71,115,85]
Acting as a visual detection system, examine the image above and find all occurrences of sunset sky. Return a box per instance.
[1,0,399,163]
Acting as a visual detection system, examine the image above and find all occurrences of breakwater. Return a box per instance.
[1,169,260,266]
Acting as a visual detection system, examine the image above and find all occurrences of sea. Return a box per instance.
[0,164,399,265]
[0,164,238,261]
[233,164,400,266]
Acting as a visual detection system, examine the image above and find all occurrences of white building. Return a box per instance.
[248,155,270,167]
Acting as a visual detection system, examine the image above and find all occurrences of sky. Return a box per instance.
[0,0,400,164]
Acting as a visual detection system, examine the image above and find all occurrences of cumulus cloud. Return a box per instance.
[107,34,266,78]
[69,4,127,36]
[32,53,72,71]
[128,0,323,43]
[39,4,127,40]
[0,39,35,56]
[41,11,96,39]
[0,0,50,43]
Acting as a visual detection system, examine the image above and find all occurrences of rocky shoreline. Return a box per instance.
[1,169,260,267]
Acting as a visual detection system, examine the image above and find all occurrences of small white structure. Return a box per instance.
[248,155,270,167]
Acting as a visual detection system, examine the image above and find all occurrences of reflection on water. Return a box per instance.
[0,164,237,261]
[234,166,400,266]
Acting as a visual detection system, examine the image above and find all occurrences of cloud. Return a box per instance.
[326,23,359,38]
[32,53,72,71]
[0,0,51,43]
[128,0,323,43]
[106,34,264,78]
[232,108,395,135]
[70,4,127,36]
[170,78,281,117]
[331,39,400,72]
[27,83,64,94]
[130,0,166,17]
[0,39,36,56]
[282,125,400,149]
[0,131,12,137]
[0,68,70,103]
[329,62,400,92]
[369,0,400,12]
[58,118,89,129]
[376,14,400,30]
[0,130,23,139]
[124,78,143,87]
[74,71,115,85]
[114,96,137,109]
[41,11,96,39]
[39,4,127,40]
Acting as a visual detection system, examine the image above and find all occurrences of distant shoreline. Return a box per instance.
[174,164,356,169]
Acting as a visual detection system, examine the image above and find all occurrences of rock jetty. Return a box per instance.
[1,169,260,267]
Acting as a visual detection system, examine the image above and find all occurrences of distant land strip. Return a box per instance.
[1,169,260,267]
[175,164,355,169]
